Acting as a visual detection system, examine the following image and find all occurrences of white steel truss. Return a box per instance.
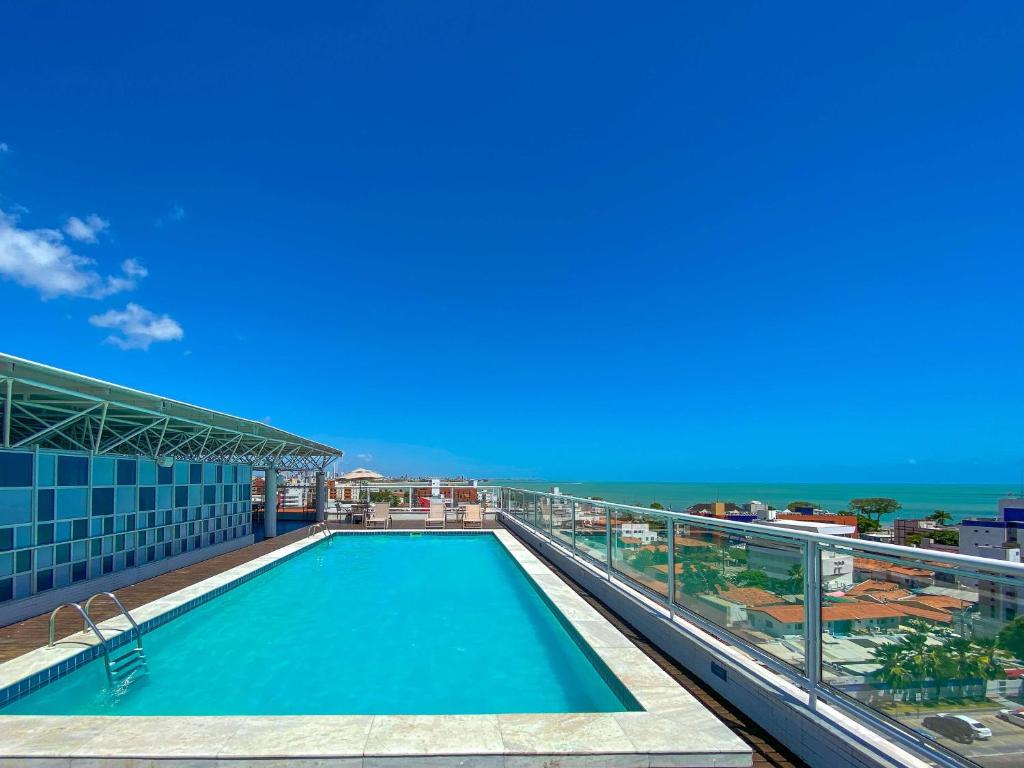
[1,354,342,471]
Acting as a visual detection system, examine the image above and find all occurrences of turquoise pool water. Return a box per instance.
[4,534,635,715]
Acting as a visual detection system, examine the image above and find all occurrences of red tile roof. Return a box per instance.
[853,558,934,578]
[846,579,905,595]
[748,603,906,624]
[717,586,786,608]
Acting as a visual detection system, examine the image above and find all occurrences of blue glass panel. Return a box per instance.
[116,487,136,514]
[37,489,54,521]
[37,453,56,487]
[15,526,30,548]
[55,521,72,542]
[139,459,156,485]
[189,463,202,484]
[0,578,11,602]
[0,489,31,525]
[139,487,156,512]
[0,451,32,487]
[188,485,200,506]
[72,561,86,582]
[203,485,217,504]
[116,459,137,486]
[91,457,115,486]
[157,463,173,485]
[56,487,88,519]
[174,486,188,507]
[72,541,86,560]
[91,487,114,516]
[157,486,172,509]
[37,546,53,568]
[173,461,189,485]
[37,569,54,591]
[37,524,53,545]
[0,553,10,577]
[54,564,71,588]
[203,463,217,484]
[57,455,88,486]
[72,519,88,539]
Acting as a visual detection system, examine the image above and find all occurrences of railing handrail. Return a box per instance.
[503,486,1024,580]
[83,591,143,651]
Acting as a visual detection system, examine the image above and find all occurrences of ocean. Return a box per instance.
[501,481,1020,524]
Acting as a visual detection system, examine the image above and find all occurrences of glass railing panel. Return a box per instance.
[610,508,670,599]
[537,495,552,533]
[819,548,1024,765]
[550,496,574,549]
[573,498,608,564]
[672,521,806,672]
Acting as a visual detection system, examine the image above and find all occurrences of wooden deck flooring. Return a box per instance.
[0,520,499,663]
[0,518,800,768]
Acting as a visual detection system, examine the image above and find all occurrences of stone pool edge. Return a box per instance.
[0,528,752,767]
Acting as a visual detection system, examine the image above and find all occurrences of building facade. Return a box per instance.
[0,448,251,605]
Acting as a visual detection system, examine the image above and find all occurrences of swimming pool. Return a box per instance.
[3,533,636,716]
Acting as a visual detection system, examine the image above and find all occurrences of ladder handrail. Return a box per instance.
[83,592,144,652]
[48,602,113,682]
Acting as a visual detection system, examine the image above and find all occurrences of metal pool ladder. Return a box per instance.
[309,521,332,541]
[48,592,146,684]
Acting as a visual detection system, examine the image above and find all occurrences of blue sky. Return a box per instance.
[1,3,1022,482]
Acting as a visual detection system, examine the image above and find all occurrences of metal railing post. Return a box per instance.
[803,540,822,710]
[666,518,675,619]
[605,505,613,579]
[570,499,576,556]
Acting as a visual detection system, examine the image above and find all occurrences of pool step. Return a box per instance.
[110,647,147,679]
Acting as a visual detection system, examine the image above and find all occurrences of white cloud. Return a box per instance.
[121,258,147,278]
[156,202,185,227]
[356,453,374,463]
[64,214,109,243]
[89,303,184,350]
[0,208,144,299]
[0,142,9,153]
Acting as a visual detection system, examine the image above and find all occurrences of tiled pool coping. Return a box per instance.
[0,529,752,767]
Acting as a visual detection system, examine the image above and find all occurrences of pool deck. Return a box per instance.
[0,523,781,767]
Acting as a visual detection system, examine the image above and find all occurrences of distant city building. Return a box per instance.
[894,518,957,551]
[959,496,1024,632]
[618,522,660,545]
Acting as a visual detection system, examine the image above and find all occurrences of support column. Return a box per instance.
[315,470,326,523]
[265,468,278,539]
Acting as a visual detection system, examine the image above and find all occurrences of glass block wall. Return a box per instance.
[0,448,252,604]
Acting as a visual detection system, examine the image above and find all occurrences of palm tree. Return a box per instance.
[928,509,952,526]
[873,644,914,703]
[946,637,979,700]
[971,637,1007,699]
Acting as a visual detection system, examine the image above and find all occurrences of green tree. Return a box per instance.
[732,569,770,588]
[998,615,1024,660]
[946,638,979,700]
[678,562,727,596]
[649,502,665,510]
[786,500,817,512]
[928,509,952,526]
[873,644,914,702]
[850,497,901,533]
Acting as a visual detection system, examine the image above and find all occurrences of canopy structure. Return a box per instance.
[0,352,342,471]
[340,467,385,481]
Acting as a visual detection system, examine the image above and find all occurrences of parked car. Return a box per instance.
[921,714,992,743]
[997,708,1024,728]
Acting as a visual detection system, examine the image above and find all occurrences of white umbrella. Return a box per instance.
[340,467,385,481]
